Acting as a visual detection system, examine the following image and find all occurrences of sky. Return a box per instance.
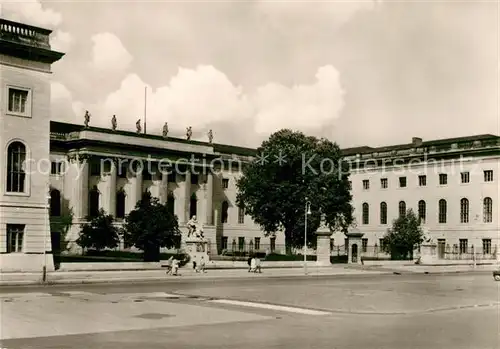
[1,0,498,149]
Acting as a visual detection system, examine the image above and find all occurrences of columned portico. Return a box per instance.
[160,171,169,205]
[128,162,143,213]
[73,155,89,220]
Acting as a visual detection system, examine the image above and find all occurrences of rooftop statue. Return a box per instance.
[162,122,169,138]
[207,129,213,144]
[111,115,117,131]
[186,126,192,140]
[136,119,142,133]
[84,110,90,127]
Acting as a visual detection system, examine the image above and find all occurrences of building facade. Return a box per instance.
[0,18,64,271]
[1,18,499,272]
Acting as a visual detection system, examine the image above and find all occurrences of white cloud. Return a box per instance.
[50,65,345,143]
[0,0,61,27]
[91,32,133,72]
[50,30,73,52]
[51,81,85,123]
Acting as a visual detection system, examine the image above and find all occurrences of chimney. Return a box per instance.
[412,137,423,146]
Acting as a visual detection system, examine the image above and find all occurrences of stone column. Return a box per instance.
[73,155,89,220]
[184,170,191,222]
[204,171,213,225]
[160,171,169,205]
[129,163,143,212]
[107,159,117,216]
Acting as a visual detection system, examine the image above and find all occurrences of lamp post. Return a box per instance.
[304,198,311,275]
[43,186,51,283]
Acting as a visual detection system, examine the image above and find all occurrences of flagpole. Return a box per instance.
[144,86,147,134]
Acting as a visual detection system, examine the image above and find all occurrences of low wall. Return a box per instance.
[363,259,499,267]
[57,260,322,272]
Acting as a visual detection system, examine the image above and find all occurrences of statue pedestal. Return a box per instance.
[183,238,210,267]
[346,229,364,264]
[418,243,438,265]
[316,228,332,266]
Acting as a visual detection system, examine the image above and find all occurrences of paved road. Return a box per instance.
[1,273,499,348]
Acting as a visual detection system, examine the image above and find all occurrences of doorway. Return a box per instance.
[351,243,358,263]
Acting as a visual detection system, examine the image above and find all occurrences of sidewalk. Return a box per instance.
[0,265,385,286]
[1,263,497,287]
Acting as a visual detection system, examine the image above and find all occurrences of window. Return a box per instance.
[362,238,368,253]
[482,239,492,255]
[379,238,386,251]
[483,197,493,223]
[460,198,469,223]
[439,173,447,185]
[221,201,229,223]
[438,199,447,223]
[167,192,175,215]
[88,186,100,218]
[189,194,197,218]
[459,239,468,254]
[254,237,261,250]
[167,172,176,183]
[116,189,126,219]
[222,178,229,189]
[362,203,369,224]
[6,141,26,193]
[418,200,426,223]
[484,170,493,182]
[238,204,245,224]
[399,177,407,188]
[221,236,228,250]
[51,161,63,175]
[191,174,198,185]
[418,175,426,186]
[6,224,24,253]
[90,161,100,176]
[238,237,245,251]
[398,201,406,218]
[7,87,30,116]
[380,178,388,189]
[118,162,128,178]
[380,202,387,224]
[460,172,470,183]
[270,237,276,253]
[362,180,370,190]
[50,189,61,216]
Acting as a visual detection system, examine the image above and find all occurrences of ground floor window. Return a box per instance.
[482,239,491,255]
[270,237,276,253]
[7,224,25,253]
[238,237,245,251]
[459,239,468,254]
[221,236,228,250]
[362,238,368,253]
[254,237,260,250]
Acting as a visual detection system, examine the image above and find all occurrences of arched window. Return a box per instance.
[380,202,387,224]
[438,199,447,223]
[398,201,406,218]
[483,197,493,223]
[418,200,426,223]
[116,189,126,219]
[6,141,26,193]
[189,193,197,218]
[460,198,469,223]
[238,203,245,224]
[88,186,100,218]
[50,189,61,216]
[221,201,229,223]
[167,192,175,215]
[362,203,369,224]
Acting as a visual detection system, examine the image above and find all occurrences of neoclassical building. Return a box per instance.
[1,17,499,272]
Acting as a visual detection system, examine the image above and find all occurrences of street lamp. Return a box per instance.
[43,185,51,283]
[304,198,311,275]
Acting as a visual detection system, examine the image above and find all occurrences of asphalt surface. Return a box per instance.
[1,273,499,348]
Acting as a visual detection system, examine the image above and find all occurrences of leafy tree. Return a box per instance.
[76,209,120,252]
[382,209,424,260]
[236,129,353,254]
[122,191,181,262]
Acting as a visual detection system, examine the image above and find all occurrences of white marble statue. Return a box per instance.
[187,215,204,239]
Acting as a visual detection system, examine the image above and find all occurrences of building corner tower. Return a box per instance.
[0,18,64,272]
